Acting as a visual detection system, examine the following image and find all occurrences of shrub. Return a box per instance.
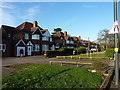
[105,48,114,57]
[77,47,86,54]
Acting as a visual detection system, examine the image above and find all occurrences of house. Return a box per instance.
[1,21,53,57]
[52,31,81,49]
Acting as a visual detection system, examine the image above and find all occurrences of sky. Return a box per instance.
[1,2,115,41]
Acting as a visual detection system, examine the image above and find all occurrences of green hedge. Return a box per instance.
[77,47,86,54]
[105,48,114,57]
[46,48,74,58]
[60,48,74,55]
[46,50,63,58]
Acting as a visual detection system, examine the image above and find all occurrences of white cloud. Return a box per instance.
[2,10,16,26]
[0,2,15,9]
[0,3,16,26]
[22,6,40,21]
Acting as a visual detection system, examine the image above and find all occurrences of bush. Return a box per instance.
[105,48,114,57]
[77,47,86,54]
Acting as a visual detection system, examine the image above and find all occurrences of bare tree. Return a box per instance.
[97,29,114,50]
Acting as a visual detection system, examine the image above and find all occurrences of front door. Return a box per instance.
[27,46,31,56]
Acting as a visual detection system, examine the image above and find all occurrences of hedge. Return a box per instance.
[46,48,74,58]
[60,48,74,55]
[77,47,86,54]
[46,50,63,58]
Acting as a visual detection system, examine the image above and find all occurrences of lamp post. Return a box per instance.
[114,0,119,86]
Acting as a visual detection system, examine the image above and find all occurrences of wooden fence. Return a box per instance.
[49,61,92,67]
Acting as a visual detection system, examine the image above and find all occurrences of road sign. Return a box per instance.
[108,20,120,34]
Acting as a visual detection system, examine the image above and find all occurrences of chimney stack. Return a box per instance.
[33,21,38,27]
[78,36,81,40]
[64,31,67,36]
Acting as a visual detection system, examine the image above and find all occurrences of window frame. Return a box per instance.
[24,33,29,39]
[32,34,40,40]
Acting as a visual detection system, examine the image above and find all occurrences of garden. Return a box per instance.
[2,64,102,88]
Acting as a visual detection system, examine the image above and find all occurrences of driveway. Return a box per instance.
[2,55,55,67]
[2,55,56,76]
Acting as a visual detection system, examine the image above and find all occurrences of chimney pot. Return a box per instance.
[64,31,67,36]
[33,21,38,27]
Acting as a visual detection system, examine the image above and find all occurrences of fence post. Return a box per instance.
[61,63,63,66]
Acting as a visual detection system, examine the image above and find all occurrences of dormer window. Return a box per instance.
[32,34,40,40]
[24,33,29,39]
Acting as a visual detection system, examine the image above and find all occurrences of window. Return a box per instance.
[50,38,52,42]
[42,37,49,41]
[42,45,49,51]
[24,33,29,39]
[66,40,69,44]
[0,44,6,52]
[0,44,2,50]
[70,41,74,44]
[56,43,59,48]
[34,44,40,51]
[32,34,40,40]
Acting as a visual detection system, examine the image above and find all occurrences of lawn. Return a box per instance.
[57,52,108,59]
[73,52,107,57]
[2,64,102,88]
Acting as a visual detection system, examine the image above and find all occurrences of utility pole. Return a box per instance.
[88,37,90,57]
[114,0,119,87]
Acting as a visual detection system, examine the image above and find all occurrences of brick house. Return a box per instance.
[52,31,81,49]
[1,21,53,57]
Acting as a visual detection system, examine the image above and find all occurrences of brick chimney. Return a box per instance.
[33,21,38,27]
[78,36,81,40]
[64,31,67,36]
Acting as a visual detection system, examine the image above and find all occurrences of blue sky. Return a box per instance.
[1,2,114,41]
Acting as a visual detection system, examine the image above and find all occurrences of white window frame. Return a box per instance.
[42,44,49,51]
[24,33,29,39]
[34,44,40,51]
[66,40,69,44]
[50,37,52,42]
[42,37,49,41]
[32,34,40,40]
[0,44,6,52]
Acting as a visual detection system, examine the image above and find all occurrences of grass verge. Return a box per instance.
[2,64,101,88]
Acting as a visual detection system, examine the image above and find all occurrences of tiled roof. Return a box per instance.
[16,22,43,32]
[41,29,47,34]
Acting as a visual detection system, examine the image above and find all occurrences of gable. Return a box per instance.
[43,30,51,37]
[27,41,33,46]
[16,39,26,46]
[32,28,42,34]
